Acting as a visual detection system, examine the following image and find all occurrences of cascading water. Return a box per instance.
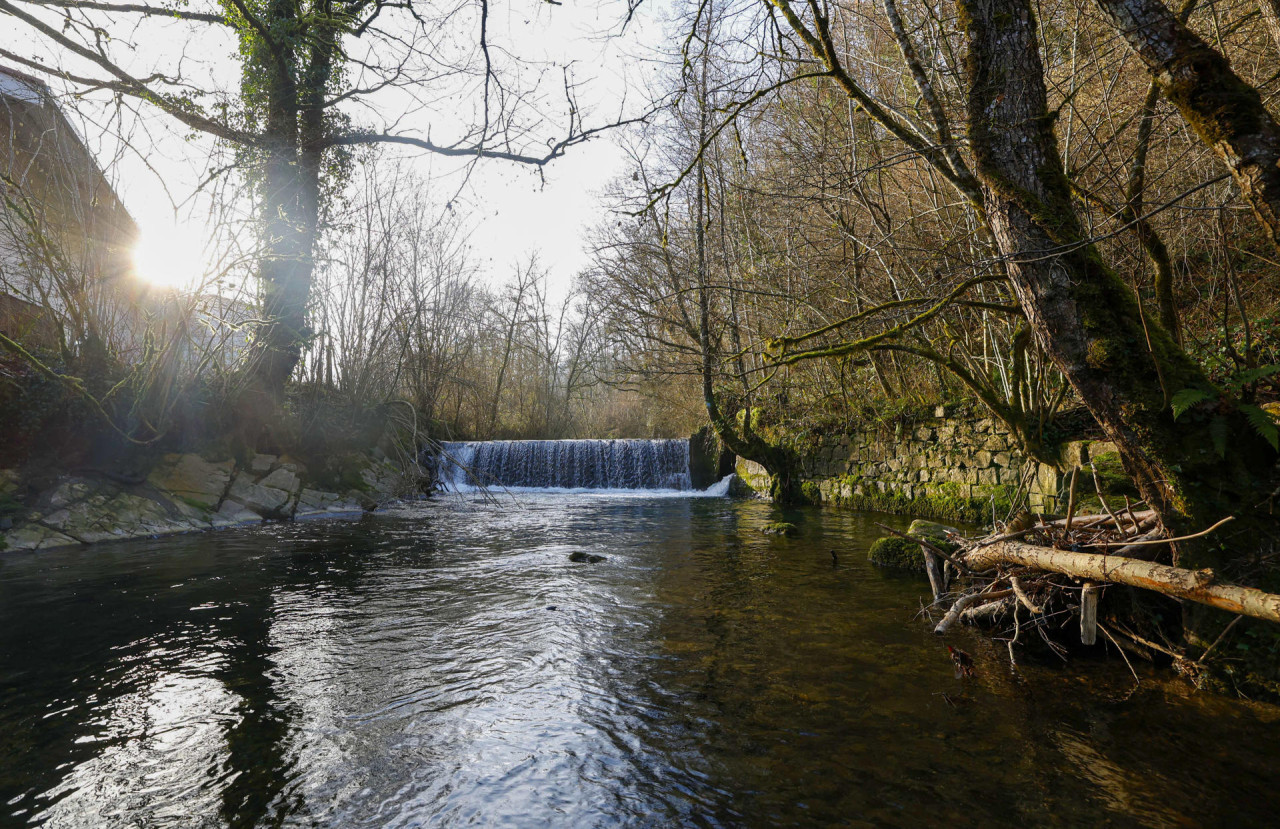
[436,439,709,492]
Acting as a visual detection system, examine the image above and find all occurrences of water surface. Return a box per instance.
[1,494,1278,826]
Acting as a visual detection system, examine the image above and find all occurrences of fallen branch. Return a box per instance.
[935,588,1013,634]
[965,538,1280,624]
[1009,575,1044,614]
[1083,516,1234,548]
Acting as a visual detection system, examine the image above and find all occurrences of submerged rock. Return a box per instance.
[568,552,606,564]
[759,521,798,536]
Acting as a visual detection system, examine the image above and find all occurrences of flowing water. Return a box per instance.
[437,439,695,491]
[2,492,1279,827]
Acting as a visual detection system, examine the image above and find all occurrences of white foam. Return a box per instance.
[440,474,734,500]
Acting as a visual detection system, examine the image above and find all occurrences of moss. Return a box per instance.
[907,519,962,554]
[1087,451,1140,501]
[759,521,798,537]
[824,474,1009,525]
[800,481,823,504]
[176,495,212,513]
[867,536,924,571]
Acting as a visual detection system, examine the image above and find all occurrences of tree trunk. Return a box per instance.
[958,0,1275,573]
[244,2,337,397]
[1092,0,1280,250]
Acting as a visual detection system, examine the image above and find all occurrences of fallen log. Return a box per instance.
[965,540,1280,624]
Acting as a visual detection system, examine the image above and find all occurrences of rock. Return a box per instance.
[568,552,606,563]
[147,454,233,508]
[360,459,403,497]
[212,499,262,528]
[759,521,798,536]
[250,453,278,473]
[42,483,208,543]
[0,469,20,496]
[726,474,758,499]
[867,536,925,571]
[294,488,364,519]
[258,466,301,495]
[907,519,962,554]
[225,472,292,518]
[3,524,80,551]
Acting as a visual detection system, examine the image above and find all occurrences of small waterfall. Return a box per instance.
[436,439,695,491]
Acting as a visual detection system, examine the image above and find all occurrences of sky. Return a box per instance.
[7,0,674,300]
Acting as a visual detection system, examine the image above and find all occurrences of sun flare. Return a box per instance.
[132,223,209,291]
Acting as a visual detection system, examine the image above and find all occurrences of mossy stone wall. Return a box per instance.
[736,410,1115,523]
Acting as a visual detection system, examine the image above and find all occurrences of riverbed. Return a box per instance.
[2,493,1278,826]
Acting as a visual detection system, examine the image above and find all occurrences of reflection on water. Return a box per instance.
[2,495,1279,826]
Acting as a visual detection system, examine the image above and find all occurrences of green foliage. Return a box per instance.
[1240,404,1279,451]
[1170,364,1280,456]
[1171,388,1213,419]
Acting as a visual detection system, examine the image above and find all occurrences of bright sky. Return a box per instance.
[8,0,673,299]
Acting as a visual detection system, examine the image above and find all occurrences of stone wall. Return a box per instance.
[737,410,1113,524]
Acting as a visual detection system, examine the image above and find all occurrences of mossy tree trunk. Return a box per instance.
[1092,0,1280,250]
[243,0,340,397]
[958,0,1276,575]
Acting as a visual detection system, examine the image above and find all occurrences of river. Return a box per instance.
[2,492,1278,826]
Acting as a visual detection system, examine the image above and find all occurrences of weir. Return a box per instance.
[436,439,695,491]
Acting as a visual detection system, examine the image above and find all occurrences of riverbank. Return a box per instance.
[0,450,415,552]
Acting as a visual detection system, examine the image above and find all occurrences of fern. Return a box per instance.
[1240,404,1280,451]
[1225,364,1280,391]
[1171,388,1213,420]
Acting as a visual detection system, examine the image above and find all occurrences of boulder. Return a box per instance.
[250,453,278,473]
[41,483,208,543]
[294,488,364,519]
[907,519,963,554]
[867,536,924,571]
[258,466,301,495]
[3,524,80,551]
[568,552,606,563]
[212,499,263,528]
[225,472,292,518]
[147,454,233,508]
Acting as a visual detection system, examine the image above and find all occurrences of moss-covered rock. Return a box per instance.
[906,519,962,553]
[867,536,925,571]
[759,521,798,536]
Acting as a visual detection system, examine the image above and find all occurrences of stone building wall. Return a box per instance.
[737,410,1112,523]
